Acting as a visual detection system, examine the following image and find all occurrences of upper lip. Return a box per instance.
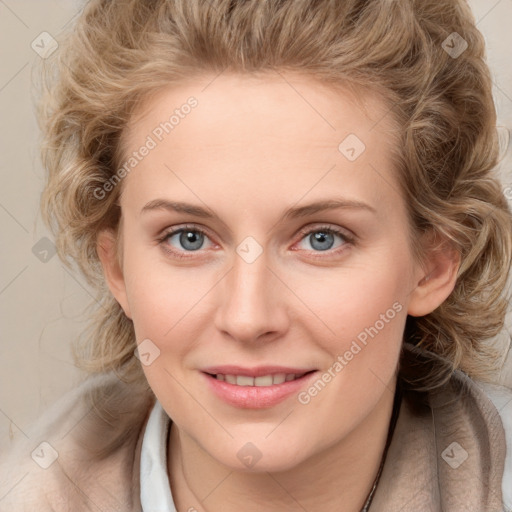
[201,365,317,377]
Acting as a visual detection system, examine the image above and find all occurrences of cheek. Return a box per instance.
[288,255,410,346]
[287,252,412,398]
[294,269,407,419]
[122,245,217,342]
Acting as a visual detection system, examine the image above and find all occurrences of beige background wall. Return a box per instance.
[0,0,511,450]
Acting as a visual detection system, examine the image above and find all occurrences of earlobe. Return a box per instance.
[407,236,461,317]
[97,229,132,319]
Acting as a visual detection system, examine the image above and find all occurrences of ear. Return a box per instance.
[407,232,461,317]
[97,228,132,319]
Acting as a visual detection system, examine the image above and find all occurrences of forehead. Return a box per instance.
[123,72,396,153]
[118,72,402,216]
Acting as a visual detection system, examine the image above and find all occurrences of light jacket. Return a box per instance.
[0,344,511,511]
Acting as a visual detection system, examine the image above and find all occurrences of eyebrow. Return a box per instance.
[140,198,376,220]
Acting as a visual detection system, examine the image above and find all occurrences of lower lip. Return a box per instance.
[202,372,317,409]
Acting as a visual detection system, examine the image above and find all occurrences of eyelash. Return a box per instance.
[157,224,355,260]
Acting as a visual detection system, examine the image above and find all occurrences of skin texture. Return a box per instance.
[98,72,459,512]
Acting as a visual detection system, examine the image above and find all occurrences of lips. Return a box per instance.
[201,365,317,408]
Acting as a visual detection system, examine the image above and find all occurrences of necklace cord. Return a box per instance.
[360,378,404,512]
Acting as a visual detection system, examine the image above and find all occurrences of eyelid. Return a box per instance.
[159,223,214,240]
[295,224,355,244]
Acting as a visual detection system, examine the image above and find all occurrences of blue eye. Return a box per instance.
[296,226,351,253]
[168,230,206,251]
[161,226,213,254]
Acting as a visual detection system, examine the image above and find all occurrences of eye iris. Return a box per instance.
[310,231,334,251]
[180,230,203,251]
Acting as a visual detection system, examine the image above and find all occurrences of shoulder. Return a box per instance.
[426,368,511,512]
[373,344,511,511]
[0,372,154,512]
[474,380,512,512]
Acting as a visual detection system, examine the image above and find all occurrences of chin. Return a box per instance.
[206,439,310,473]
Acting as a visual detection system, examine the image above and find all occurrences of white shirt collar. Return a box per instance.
[140,400,177,512]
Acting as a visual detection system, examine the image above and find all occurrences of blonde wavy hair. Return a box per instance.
[36,0,512,392]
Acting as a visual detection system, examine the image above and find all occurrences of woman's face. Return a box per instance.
[105,72,432,472]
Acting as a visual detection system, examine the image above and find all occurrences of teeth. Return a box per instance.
[254,375,273,387]
[236,375,254,386]
[272,373,286,385]
[215,372,302,386]
[225,374,237,384]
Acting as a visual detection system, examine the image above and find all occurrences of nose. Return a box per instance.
[213,248,289,345]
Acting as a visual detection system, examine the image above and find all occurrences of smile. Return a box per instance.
[212,372,309,386]
[202,369,318,409]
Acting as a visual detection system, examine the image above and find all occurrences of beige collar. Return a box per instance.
[370,370,506,511]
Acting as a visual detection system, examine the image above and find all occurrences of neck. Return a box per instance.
[168,378,398,512]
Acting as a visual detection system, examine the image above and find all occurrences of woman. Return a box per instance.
[0,0,511,510]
